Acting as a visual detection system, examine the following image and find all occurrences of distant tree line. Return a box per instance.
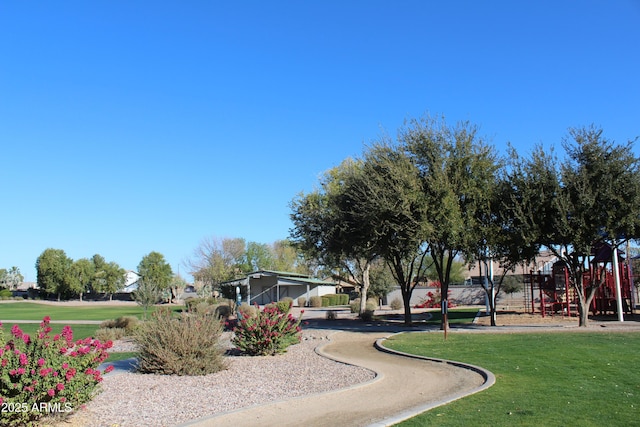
[35,249,127,301]
[34,249,178,304]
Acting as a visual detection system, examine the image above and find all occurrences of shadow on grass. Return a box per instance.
[302,308,480,333]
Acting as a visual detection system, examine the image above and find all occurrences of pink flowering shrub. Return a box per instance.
[232,304,303,356]
[0,317,112,427]
[414,281,454,309]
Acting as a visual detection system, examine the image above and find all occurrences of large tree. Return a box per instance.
[465,151,542,326]
[36,248,72,301]
[90,254,126,300]
[68,258,94,301]
[187,237,247,295]
[138,251,173,302]
[271,239,311,274]
[245,241,275,271]
[402,115,500,331]
[342,143,430,324]
[508,126,640,326]
[102,261,126,300]
[290,159,380,315]
[291,142,431,324]
[6,267,24,290]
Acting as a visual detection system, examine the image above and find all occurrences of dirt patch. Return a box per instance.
[474,311,579,326]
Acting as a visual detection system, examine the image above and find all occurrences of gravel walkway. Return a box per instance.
[55,330,375,427]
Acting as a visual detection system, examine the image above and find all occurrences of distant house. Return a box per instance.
[220,270,337,306]
[122,271,140,293]
[464,250,559,285]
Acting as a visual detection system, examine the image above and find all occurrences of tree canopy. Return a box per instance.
[506,126,640,326]
[138,251,173,293]
[36,248,73,300]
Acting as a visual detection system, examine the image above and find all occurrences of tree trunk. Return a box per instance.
[490,283,497,326]
[440,283,449,332]
[79,292,83,302]
[402,290,413,326]
[577,301,589,327]
[359,263,371,315]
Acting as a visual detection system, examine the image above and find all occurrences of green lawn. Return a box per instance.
[0,301,181,321]
[2,322,99,340]
[105,351,138,363]
[423,307,479,324]
[384,331,640,426]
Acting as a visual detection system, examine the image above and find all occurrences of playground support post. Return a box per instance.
[442,301,448,339]
[612,245,625,322]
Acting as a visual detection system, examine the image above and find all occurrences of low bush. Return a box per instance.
[326,310,338,321]
[134,308,227,376]
[237,303,257,319]
[297,297,306,307]
[338,294,349,305]
[389,298,403,310]
[0,317,112,427]
[184,297,219,312]
[213,304,232,319]
[321,297,330,307]
[94,327,127,342]
[97,316,139,342]
[232,305,303,356]
[0,289,12,300]
[309,296,323,307]
[100,316,138,334]
[350,298,360,313]
[276,298,293,313]
[360,309,375,322]
[350,298,379,314]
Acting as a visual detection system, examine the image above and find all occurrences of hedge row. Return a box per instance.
[320,293,349,307]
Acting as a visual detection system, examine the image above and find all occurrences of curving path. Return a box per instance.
[180,331,494,427]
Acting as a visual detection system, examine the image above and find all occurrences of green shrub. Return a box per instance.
[389,297,403,310]
[183,297,201,311]
[0,289,12,300]
[114,316,139,332]
[277,298,293,313]
[232,305,303,356]
[94,327,127,342]
[326,310,338,320]
[322,294,336,306]
[99,316,139,338]
[322,294,348,306]
[321,297,330,307]
[214,304,232,319]
[194,302,214,315]
[309,296,323,307]
[134,308,227,376]
[360,309,375,322]
[350,297,379,313]
[0,317,112,427]
[297,297,307,307]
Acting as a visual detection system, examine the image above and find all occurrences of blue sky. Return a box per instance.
[1,1,639,282]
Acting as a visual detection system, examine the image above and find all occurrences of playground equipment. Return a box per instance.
[526,243,634,317]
